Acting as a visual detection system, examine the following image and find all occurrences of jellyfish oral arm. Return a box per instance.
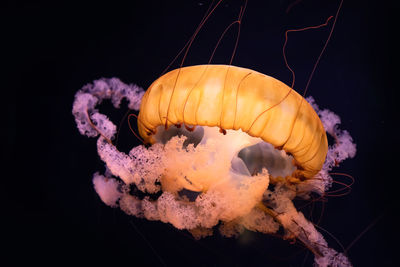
[72,78,144,140]
[259,190,352,267]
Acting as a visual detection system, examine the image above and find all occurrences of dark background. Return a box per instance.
[7,0,396,266]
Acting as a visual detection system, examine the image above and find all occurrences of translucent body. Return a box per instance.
[138,65,328,179]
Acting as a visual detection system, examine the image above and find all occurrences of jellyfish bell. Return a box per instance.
[138,64,328,183]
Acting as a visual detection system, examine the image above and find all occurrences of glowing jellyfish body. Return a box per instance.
[72,65,356,267]
[139,65,327,180]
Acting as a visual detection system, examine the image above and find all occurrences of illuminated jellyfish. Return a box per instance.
[72,64,356,267]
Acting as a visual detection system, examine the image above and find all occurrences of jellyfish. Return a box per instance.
[72,64,356,266]
[72,0,356,265]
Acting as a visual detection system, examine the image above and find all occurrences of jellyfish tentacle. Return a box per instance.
[128,114,145,144]
[164,0,224,130]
